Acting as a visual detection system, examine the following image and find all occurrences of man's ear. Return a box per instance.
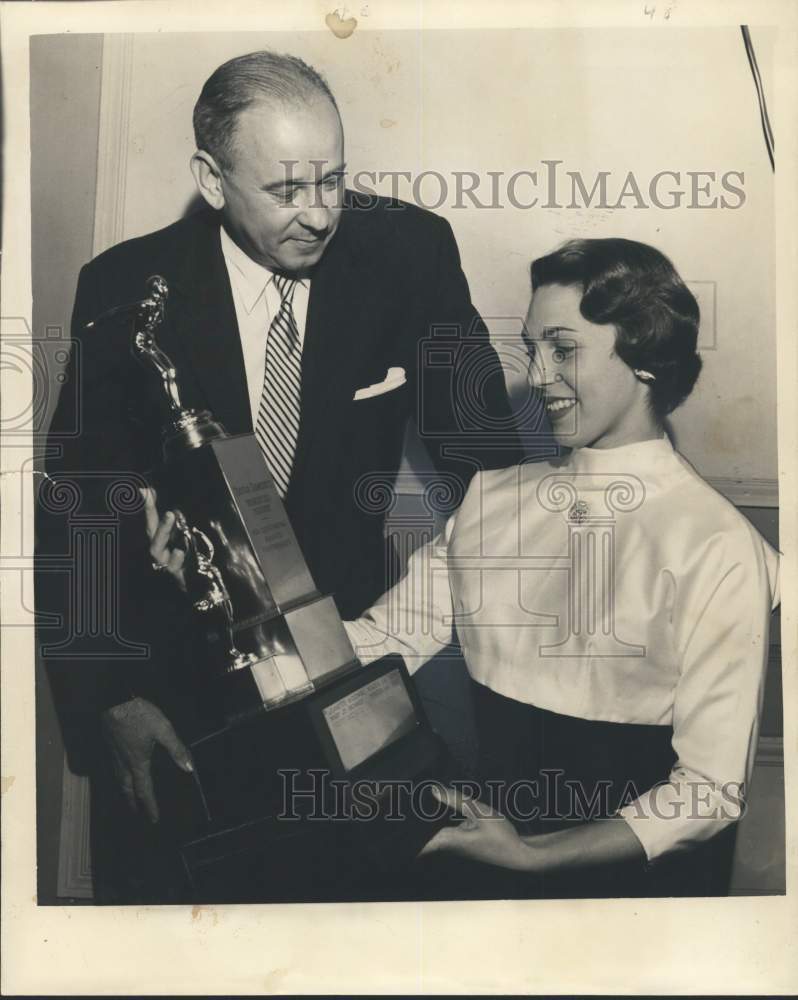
[190,150,226,210]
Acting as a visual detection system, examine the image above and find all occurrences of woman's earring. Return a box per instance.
[634,369,656,382]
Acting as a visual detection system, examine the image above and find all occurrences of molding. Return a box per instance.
[92,34,135,256]
[56,760,94,899]
[707,476,779,508]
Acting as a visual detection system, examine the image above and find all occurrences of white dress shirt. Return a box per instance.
[219,226,311,427]
[344,437,781,862]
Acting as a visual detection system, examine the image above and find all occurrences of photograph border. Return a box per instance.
[2,0,796,994]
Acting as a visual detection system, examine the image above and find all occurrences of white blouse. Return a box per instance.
[344,437,781,862]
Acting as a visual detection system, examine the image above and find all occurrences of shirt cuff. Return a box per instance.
[617,776,745,862]
[343,619,393,666]
[343,619,432,674]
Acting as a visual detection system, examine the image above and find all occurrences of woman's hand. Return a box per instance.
[141,487,187,591]
[422,786,648,874]
[419,786,534,871]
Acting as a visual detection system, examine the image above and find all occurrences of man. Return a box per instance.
[43,50,520,899]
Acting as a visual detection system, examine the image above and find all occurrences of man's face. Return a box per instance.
[217,97,345,275]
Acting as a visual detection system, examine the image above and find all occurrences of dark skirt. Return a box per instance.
[415,680,737,900]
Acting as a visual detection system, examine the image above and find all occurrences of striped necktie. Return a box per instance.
[255,274,302,498]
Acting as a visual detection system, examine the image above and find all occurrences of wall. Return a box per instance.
[31,32,103,903]
[111,26,776,489]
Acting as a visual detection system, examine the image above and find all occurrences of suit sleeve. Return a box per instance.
[413,214,523,491]
[40,261,187,721]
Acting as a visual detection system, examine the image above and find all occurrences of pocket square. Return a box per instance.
[353,367,407,400]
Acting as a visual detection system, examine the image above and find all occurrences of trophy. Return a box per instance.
[86,276,454,900]
[91,274,358,722]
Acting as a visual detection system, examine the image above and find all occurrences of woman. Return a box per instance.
[342,238,780,898]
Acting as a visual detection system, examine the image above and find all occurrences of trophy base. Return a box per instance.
[218,593,360,723]
[153,655,459,902]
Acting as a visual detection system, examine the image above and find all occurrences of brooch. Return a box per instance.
[568,499,590,524]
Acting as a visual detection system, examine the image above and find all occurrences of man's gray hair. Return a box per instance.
[193,50,339,169]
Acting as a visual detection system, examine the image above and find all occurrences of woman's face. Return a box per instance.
[525,283,659,450]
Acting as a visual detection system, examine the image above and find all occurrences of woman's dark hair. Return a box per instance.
[530,238,702,418]
[193,50,339,170]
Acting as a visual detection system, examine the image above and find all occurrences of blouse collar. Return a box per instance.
[567,435,678,476]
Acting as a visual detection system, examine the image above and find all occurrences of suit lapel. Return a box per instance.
[167,212,252,436]
[289,207,374,494]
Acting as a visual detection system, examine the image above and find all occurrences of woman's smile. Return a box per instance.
[545,396,577,419]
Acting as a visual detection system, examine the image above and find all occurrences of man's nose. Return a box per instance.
[297,204,332,234]
[296,191,334,234]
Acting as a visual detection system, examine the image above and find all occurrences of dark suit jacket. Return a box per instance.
[42,193,520,734]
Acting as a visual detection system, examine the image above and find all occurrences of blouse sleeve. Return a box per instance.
[343,513,458,673]
[618,523,780,862]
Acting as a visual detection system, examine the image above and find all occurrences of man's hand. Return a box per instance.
[101,696,194,823]
[141,487,187,591]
